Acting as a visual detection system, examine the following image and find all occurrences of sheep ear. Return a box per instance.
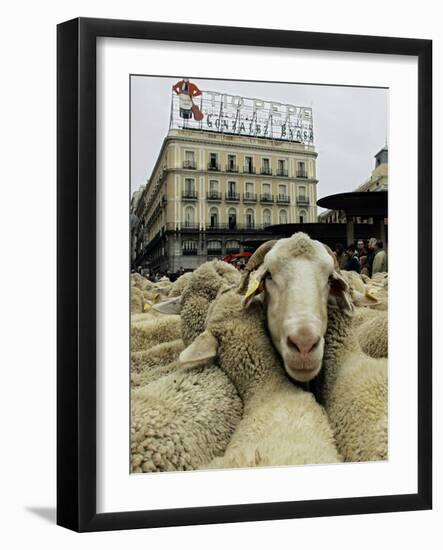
[153,296,181,315]
[242,264,267,308]
[351,289,381,307]
[329,271,354,312]
[179,330,218,367]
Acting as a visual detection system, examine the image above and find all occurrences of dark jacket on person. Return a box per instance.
[345,254,361,273]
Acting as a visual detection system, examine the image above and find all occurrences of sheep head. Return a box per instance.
[240,233,353,382]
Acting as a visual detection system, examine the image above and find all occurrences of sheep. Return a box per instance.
[131,364,243,472]
[312,302,388,462]
[131,316,182,353]
[180,288,342,468]
[131,286,144,314]
[355,309,388,358]
[238,233,387,462]
[168,272,193,298]
[131,339,185,387]
[130,261,244,472]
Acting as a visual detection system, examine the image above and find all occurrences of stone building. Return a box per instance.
[132,87,319,272]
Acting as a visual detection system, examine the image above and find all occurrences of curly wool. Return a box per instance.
[168,272,193,298]
[180,261,240,345]
[131,287,144,314]
[194,290,341,468]
[131,316,182,353]
[356,310,388,359]
[131,339,185,387]
[131,364,243,473]
[315,304,388,462]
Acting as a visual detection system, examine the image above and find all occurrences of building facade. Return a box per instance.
[132,127,318,271]
[318,145,388,224]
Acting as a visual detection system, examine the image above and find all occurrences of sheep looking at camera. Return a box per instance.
[180,288,342,468]
[239,232,387,462]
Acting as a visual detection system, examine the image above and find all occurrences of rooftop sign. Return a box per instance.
[170,80,314,144]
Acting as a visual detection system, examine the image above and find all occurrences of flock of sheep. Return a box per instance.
[130,232,388,473]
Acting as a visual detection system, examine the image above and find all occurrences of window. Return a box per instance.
[184,206,195,227]
[207,240,222,254]
[299,210,307,223]
[227,154,237,171]
[184,178,195,194]
[246,182,254,194]
[209,152,218,169]
[245,156,253,173]
[279,184,287,195]
[228,207,237,229]
[228,181,237,198]
[263,209,272,227]
[246,208,255,228]
[185,150,194,161]
[182,240,197,254]
[279,209,288,224]
[209,207,219,228]
[278,159,286,175]
[209,180,218,192]
[297,161,307,177]
[226,240,240,251]
[262,158,270,174]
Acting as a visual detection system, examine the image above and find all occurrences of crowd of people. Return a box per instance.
[334,237,388,276]
[132,266,187,283]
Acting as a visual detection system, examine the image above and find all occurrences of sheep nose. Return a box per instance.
[287,330,320,356]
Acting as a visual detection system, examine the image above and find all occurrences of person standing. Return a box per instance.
[344,244,361,273]
[334,243,348,270]
[366,237,377,276]
[372,240,388,274]
[356,239,368,259]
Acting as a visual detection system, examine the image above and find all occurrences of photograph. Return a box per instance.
[129,75,389,473]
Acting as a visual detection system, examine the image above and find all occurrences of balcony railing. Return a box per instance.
[243,192,257,202]
[226,164,239,173]
[276,169,288,177]
[225,192,240,202]
[182,248,198,255]
[296,195,310,205]
[207,248,222,256]
[204,223,270,232]
[243,165,256,174]
[181,223,200,230]
[260,167,272,175]
[277,194,290,203]
[208,162,220,171]
[182,190,198,200]
[260,193,274,203]
[296,170,308,178]
[207,191,222,201]
[183,160,196,169]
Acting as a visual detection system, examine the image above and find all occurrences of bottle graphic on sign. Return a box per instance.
[172,79,204,121]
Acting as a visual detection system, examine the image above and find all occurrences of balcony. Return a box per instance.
[181,223,200,231]
[260,167,272,176]
[277,194,290,204]
[182,190,198,200]
[296,195,310,205]
[204,223,268,232]
[243,165,256,174]
[243,192,257,203]
[225,164,239,173]
[183,160,197,169]
[207,248,222,256]
[182,248,198,255]
[260,193,274,203]
[296,170,308,178]
[208,162,220,171]
[276,169,288,177]
[207,191,222,201]
[225,192,240,202]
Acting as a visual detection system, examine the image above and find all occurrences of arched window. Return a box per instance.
[299,209,307,224]
[246,208,255,228]
[182,240,197,255]
[279,209,288,224]
[184,206,195,227]
[228,207,237,229]
[226,240,240,253]
[263,208,272,227]
[209,206,219,228]
[207,240,222,256]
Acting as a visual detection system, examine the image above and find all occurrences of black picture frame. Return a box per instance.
[57,17,432,532]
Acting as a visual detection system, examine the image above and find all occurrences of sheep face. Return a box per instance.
[244,233,352,383]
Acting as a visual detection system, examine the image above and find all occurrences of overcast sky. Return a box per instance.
[131,76,388,208]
